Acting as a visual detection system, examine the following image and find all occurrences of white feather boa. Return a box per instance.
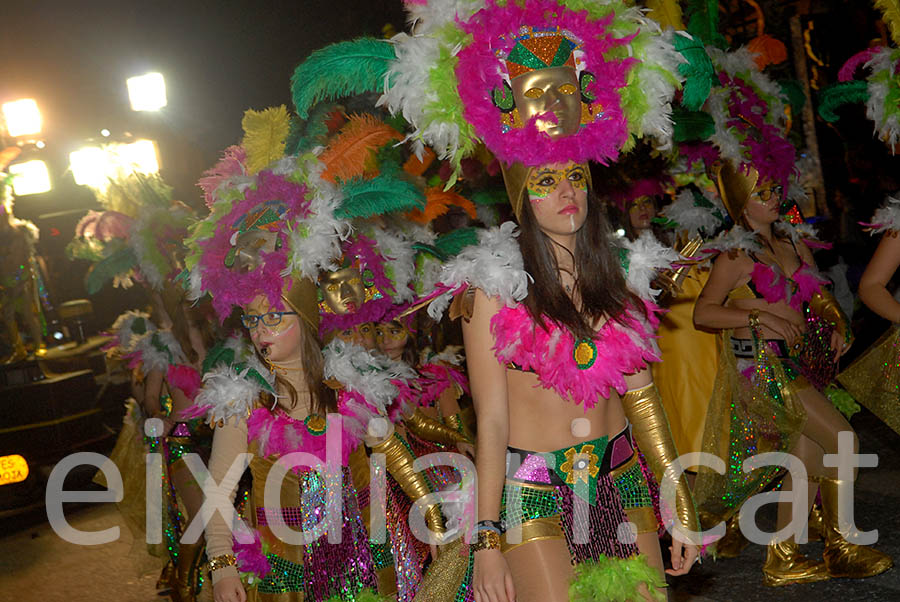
[132,329,186,375]
[323,339,417,416]
[194,335,275,426]
[774,220,820,247]
[109,310,155,354]
[868,195,900,234]
[659,189,727,239]
[865,47,900,151]
[700,225,761,255]
[619,232,680,302]
[427,222,530,320]
[365,224,417,303]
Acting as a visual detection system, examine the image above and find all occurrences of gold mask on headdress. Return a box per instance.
[715,161,760,222]
[501,160,592,219]
[510,67,581,139]
[318,267,365,315]
[232,229,320,333]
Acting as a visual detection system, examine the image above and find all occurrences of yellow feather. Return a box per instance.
[875,0,900,45]
[241,105,290,175]
[646,0,685,31]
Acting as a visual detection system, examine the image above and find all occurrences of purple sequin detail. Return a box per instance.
[609,433,633,469]
[299,466,377,601]
[513,452,552,483]
[255,506,306,527]
[556,475,640,562]
[406,431,461,491]
[171,422,192,437]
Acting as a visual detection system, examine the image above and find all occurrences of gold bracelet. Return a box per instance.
[471,529,501,552]
[748,309,761,330]
[208,554,237,572]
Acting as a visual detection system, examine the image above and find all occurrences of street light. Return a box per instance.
[69,140,160,190]
[8,160,51,195]
[126,72,167,111]
[2,99,42,137]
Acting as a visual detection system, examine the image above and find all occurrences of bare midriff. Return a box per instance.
[505,369,626,452]
[729,279,805,341]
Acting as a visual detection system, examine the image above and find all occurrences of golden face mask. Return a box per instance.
[318,267,365,315]
[526,163,589,200]
[510,67,581,139]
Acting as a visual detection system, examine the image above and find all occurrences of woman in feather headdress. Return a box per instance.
[382,2,704,600]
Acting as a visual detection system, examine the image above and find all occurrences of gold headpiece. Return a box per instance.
[500,161,593,220]
[715,161,759,221]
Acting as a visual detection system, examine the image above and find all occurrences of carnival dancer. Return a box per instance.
[839,196,900,437]
[693,157,892,584]
[184,139,384,601]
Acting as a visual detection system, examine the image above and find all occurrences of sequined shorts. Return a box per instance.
[499,424,654,558]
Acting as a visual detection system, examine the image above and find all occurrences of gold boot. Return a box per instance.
[170,542,204,602]
[714,514,749,559]
[156,559,175,590]
[806,502,824,542]
[762,538,830,587]
[819,478,893,578]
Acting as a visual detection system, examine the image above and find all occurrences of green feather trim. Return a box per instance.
[825,384,861,420]
[672,107,716,142]
[286,103,335,156]
[817,81,869,123]
[336,175,426,219]
[569,555,667,602]
[685,0,727,49]
[471,189,509,206]
[435,228,479,257]
[675,34,715,111]
[291,38,395,119]
[778,80,807,112]
[412,242,447,262]
[85,246,138,295]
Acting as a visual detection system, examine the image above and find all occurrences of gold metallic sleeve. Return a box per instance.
[405,408,470,446]
[371,432,446,534]
[622,383,700,541]
[810,290,854,348]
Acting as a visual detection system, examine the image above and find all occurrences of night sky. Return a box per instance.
[2,0,406,214]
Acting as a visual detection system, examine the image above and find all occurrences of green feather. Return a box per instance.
[336,175,425,219]
[825,384,861,420]
[291,38,396,119]
[569,555,667,601]
[672,107,716,142]
[85,246,138,294]
[817,81,869,122]
[286,104,334,156]
[685,0,727,49]
[471,189,509,206]
[412,242,447,262]
[325,589,384,602]
[778,80,807,112]
[675,34,715,111]
[435,228,479,257]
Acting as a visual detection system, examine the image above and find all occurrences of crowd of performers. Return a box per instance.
[17,1,900,600]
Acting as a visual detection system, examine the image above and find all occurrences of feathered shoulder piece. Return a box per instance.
[864,194,900,234]
[106,310,156,355]
[323,338,417,416]
[699,225,760,256]
[186,335,276,427]
[427,221,530,320]
[657,187,727,239]
[130,329,186,375]
[617,232,680,302]
[773,220,825,248]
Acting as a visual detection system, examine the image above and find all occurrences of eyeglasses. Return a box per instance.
[753,185,784,202]
[241,311,297,329]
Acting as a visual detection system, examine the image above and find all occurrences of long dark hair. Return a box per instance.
[517,188,645,340]
[253,318,337,416]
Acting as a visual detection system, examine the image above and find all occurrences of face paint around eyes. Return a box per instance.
[527,168,565,199]
[565,166,588,191]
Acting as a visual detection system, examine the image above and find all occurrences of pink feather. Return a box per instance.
[166,364,202,400]
[490,302,661,409]
[838,48,881,82]
[233,529,272,579]
[198,145,247,208]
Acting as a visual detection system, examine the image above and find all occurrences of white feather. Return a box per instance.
[365,224,417,302]
[132,330,186,375]
[632,28,685,148]
[700,225,761,255]
[619,232,680,301]
[323,339,416,415]
[109,310,156,353]
[429,222,530,320]
[660,189,727,239]
[195,364,272,426]
[868,195,900,234]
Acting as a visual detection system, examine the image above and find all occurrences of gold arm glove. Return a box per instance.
[622,383,700,542]
[810,290,854,348]
[405,408,470,446]
[371,432,445,535]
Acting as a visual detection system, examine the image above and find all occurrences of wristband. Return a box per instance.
[748,308,761,330]
[475,519,503,534]
[208,554,237,572]
[471,529,501,552]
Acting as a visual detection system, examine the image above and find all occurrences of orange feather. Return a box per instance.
[319,114,403,183]
[407,187,478,224]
